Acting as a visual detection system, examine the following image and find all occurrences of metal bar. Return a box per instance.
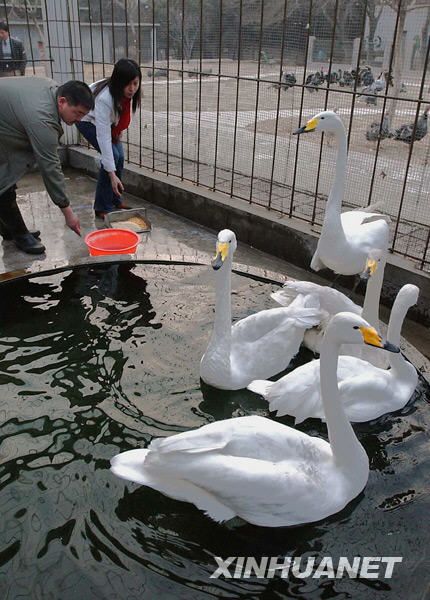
[367,0,403,206]
[87,0,95,82]
[212,0,223,191]
[290,0,314,216]
[196,0,204,186]
[76,0,85,80]
[392,33,430,254]
[229,0,243,197]
[43,0,53,78]
[22,0,36,75]
[138,0,142,168]
[421,227,430,270]
[124,0,129,57]
[111,0,116,64]
[180,0,185,180]
[152,0,155,170]
[124,0,130,164]
[268,0,288,212]
[99,0,105,78]
[249,0,265,204]
[166,0,170,175]
[346,0,368,149]
[311,0,340,226]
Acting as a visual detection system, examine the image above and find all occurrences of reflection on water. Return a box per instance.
[0,262,429,599]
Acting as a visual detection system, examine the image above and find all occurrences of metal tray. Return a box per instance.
[104,208,152,233]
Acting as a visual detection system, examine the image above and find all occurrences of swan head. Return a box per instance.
[211,229,237,270]
[294,111,345,136]
[394,284,419,308]
[326,312,400,353]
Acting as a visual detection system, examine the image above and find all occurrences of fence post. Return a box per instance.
[42,0,84,144]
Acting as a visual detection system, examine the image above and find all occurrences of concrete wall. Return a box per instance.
[68,146,430,327]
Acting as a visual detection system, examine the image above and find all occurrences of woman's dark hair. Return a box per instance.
[93,58,141,114]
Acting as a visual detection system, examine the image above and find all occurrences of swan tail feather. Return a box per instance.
[361,213,391,225]
[149,426,229,455]
[353,200,385,213]
[111,450,236,522]
[310,252,325,272]
[247,379,274,398]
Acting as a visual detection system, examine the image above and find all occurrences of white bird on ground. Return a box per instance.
[111,313,397,527]
[294,111,390,276]
[199,229,321,390]
[248,285,417,424]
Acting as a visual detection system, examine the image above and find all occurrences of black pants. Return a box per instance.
[0,185,28,239]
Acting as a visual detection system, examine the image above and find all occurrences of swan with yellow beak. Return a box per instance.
[111,312,397,526]
[199,229,321,390]
[294,111,390,276]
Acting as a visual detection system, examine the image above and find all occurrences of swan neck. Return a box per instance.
[213,260,232,340]
[324,129,347,224]
[362,257,386,328]
[386,297,414,376]
[320,336,364,467]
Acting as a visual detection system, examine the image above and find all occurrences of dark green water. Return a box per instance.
[0,262,428,600]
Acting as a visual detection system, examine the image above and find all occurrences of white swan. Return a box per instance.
[294,111,390,276]
[248,284,417,424]
[199,229,321,390]
[111,313,397,527]
[271,250,389,368]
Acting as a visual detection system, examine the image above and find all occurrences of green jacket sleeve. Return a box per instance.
[24,121,70,209]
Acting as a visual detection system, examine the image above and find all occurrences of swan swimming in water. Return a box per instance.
[294,111,390,276]
[111,313,398,527]
[248,284,417,424]
[199,229,321,390]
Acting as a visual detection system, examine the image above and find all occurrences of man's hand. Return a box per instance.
[61,206,81,236]
[109,172,124,197]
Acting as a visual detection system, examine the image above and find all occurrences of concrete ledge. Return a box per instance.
[68,146,430,327]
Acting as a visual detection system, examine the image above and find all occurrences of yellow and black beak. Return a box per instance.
[211,242,230,270]
[293,116,319,135]
[359,326,400,353]
[360,257,379,281]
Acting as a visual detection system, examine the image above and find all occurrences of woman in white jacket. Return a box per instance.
[76,58,142,217]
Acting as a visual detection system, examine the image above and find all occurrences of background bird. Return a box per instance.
[366,114,392,141]
[392,108,429,144]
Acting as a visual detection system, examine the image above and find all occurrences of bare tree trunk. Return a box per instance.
[386,6,407,129]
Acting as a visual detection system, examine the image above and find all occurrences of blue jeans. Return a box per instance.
[76,121,124,212]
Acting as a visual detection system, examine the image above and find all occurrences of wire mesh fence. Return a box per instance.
[1,0,430,271]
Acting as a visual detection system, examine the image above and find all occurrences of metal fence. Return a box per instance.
[2,0,430,272]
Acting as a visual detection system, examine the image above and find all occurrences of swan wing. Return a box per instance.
[232,294,321,344]
[150,415,326,463]
[253,356,378,423]
[338,371,394,421]
[272,281,360,316]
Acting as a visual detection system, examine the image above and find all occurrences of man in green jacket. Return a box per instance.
[0,77,94,254]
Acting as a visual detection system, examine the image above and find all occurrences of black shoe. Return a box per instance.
[14,233,46,254]
[1,229,41,241]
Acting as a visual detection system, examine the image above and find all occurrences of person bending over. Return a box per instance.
[76,58,142,218]
[0,77,94,254]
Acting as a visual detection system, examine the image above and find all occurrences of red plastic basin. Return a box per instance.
[85,228,140,256]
